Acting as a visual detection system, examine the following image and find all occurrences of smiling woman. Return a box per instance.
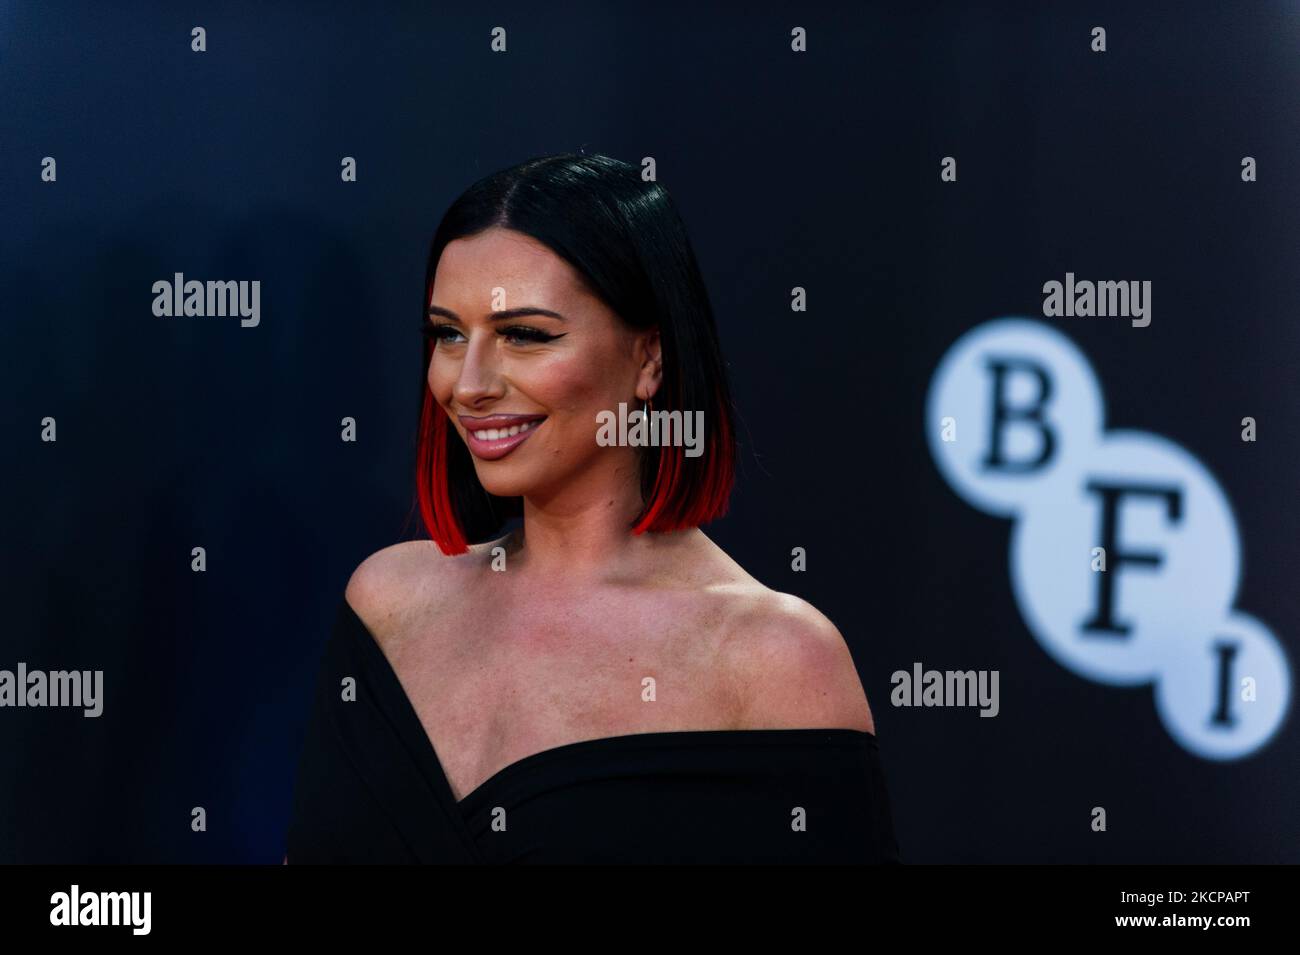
[284,153,902,864]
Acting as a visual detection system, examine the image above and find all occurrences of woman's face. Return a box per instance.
[427,226,660,502]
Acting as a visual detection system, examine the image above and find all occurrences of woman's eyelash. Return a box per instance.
[421,323,454,343]
[500,324,564,344]
[421,323,564,345]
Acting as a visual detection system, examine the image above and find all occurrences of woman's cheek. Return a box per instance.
[431,366,468,406]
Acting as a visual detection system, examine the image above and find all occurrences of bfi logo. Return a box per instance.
[926,318,1290,760]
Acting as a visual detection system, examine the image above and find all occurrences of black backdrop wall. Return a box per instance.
[2,1,1296,863]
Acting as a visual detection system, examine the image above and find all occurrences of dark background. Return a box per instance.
[1,0,1296,863]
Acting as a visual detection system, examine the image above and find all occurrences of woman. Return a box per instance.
[285,153,901,863]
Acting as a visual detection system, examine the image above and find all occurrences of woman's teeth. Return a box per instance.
[480,420,541,441]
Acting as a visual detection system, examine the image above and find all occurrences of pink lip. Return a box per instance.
[457,413,547,461]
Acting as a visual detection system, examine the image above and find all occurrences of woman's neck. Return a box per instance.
[505,497,695,585]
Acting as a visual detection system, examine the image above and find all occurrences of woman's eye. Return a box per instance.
[422,323,562,346]
[423,323,464,344]
[501,325,561,345]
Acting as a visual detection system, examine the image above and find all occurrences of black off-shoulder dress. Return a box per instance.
[285,598,902,864]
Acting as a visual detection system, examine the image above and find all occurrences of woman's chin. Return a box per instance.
[473,470,533,499]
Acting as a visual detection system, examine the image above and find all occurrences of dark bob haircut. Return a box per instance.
[413,153,737,556]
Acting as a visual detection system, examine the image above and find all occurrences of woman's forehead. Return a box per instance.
[433,229,579,302]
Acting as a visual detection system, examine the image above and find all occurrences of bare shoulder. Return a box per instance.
[343,535,506,646]
[717,586,876,735]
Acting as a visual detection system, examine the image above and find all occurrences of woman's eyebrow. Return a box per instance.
[426,305,567,322]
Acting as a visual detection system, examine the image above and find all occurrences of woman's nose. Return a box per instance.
[451,333,505,405]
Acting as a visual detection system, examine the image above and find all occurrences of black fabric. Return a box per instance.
[286,598,903,864]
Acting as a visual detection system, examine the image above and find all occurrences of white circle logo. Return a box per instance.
[926,317,1290,760]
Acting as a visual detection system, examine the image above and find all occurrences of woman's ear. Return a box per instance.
[637,327,663,400]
